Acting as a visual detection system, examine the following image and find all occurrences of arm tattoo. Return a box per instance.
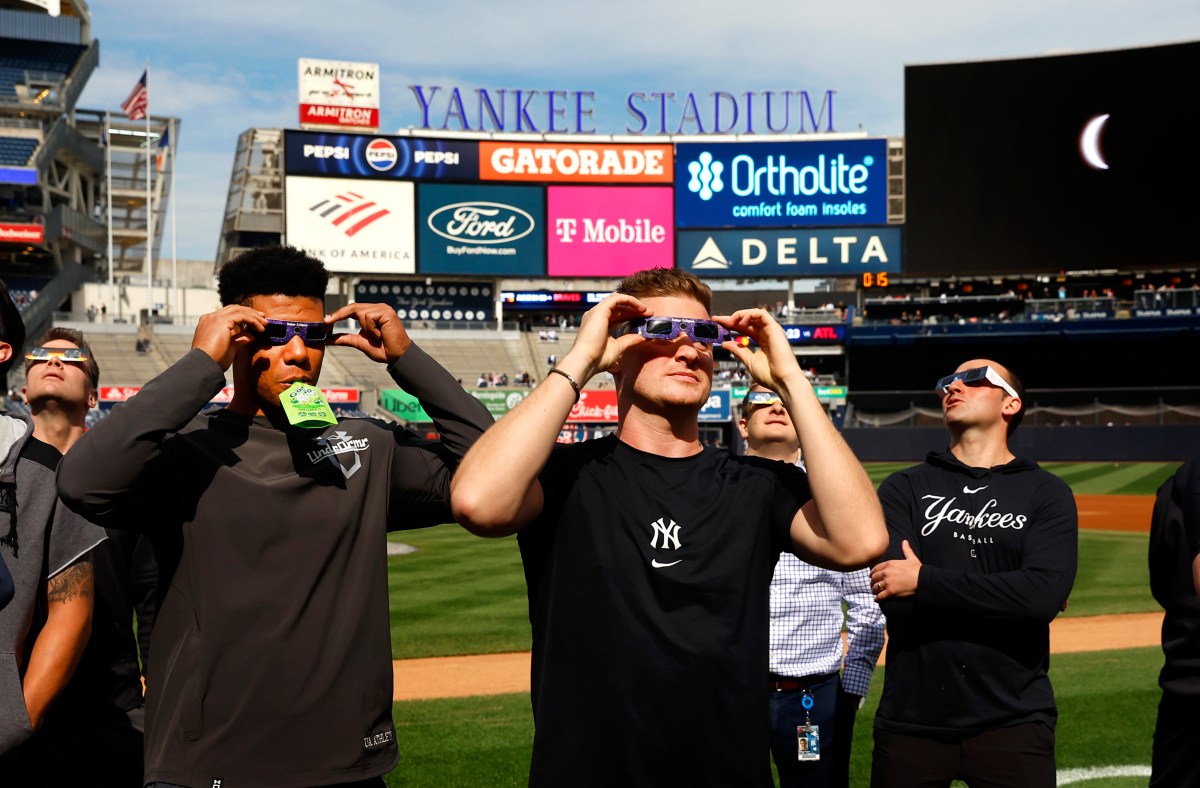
[46,560,93,604]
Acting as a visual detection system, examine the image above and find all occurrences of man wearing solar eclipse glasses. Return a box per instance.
[452,267,886,786]
[869,359,1077,788]
[57,245,493,787]
[0,306,106,771]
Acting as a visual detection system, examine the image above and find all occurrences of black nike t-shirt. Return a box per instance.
[518,435,811,787]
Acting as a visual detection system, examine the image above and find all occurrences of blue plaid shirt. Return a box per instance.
[768,553,886,697]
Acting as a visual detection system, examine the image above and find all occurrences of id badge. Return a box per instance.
[797,724,820,762]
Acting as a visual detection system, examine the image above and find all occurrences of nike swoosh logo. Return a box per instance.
[963,485,988,494]
[651,559,682,568]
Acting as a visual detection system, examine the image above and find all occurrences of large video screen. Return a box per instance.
[904,41,1200,275]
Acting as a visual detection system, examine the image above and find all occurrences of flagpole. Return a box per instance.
[105,111,114,322]
[144,62,153,325]
[170,117,178,322]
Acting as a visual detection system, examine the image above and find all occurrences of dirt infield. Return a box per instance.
[392,612,1165,700]
[1076,494,1154,532]
[391,494,1161,701]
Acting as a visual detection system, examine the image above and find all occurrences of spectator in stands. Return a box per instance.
[16,327,157,785]
[0,284,107,772]
[56,245,494,787]
[870,359,1077,788]
[451,267,886,785]
[476,373,489,388]
[738,385,885,788]
[1149,460,1200,786]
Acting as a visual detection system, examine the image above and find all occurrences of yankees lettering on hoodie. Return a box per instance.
[874,450,1078,738]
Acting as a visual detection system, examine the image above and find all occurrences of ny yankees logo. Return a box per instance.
[649,517,682,568]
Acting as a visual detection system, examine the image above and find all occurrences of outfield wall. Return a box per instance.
[844,425,1200,462]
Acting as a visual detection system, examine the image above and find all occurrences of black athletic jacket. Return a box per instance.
[1150,461,1200,696]
[57,347,493,787]
[874,450,1078,738]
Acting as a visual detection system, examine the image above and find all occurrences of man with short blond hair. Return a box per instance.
[870,359,1077,788]
[453,267,887,786]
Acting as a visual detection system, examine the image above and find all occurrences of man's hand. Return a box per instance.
[716,309,806,393]
[191,306,267,370]
[325,303,412,364]
[558,293,651,383]
[870,540,921,601]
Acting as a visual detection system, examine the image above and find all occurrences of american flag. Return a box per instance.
[121,71,148,121]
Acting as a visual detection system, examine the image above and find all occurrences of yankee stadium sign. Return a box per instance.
[407,85,839,136]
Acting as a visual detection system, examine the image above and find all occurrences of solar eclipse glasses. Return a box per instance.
[259,319,329,347]
[25,347,89,363]
[613,317,733,345]
[934,366,1019,399]
[745,390,782,407]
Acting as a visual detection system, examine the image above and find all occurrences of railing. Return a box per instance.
[1024,297,1117,319]
[1134,289,1200,310]
[60,40,98,112]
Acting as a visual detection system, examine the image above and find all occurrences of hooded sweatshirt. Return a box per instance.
[874,450,1077,738]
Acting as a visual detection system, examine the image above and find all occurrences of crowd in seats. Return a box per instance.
[474,371,533,388]
[0,274,50,312]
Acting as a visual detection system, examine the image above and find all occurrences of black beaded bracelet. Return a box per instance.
[547,367,581,402]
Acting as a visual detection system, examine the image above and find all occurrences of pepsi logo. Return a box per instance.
[365,138,398,171]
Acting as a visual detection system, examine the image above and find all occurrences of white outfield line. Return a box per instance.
[1057,764,1151,785]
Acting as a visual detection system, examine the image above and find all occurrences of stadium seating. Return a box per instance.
[0,136,37,166]
[0,37,84,72]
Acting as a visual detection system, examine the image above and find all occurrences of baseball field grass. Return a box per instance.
[382,646,1162,787]
[382,461,1177,785]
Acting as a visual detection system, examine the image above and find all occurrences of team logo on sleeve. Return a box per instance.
[307,431,370,479]
[649,516,683,568]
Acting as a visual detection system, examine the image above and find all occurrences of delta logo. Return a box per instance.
[307,190,391,237]
[365,139,399,172]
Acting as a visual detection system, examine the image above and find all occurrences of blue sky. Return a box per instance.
[75,0,1199,261]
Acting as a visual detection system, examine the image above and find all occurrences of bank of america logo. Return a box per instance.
[308,192,390,237]
[686,151,724,201]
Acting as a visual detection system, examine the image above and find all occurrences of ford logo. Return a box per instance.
[428,202,534,245]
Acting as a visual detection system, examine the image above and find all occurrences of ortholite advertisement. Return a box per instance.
[674,139,888,228]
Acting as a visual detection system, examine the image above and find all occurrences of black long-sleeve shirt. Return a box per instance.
[1149,461,1200,696]
[874,450,1077,738]
[57,347,494,787]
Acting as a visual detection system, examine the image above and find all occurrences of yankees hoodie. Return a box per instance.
[874,450,1077,738]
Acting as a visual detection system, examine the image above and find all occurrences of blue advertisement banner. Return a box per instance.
[355,279,493,323]
[698,389,731,422]
[782,324,845,343]
[674,139,888,228]
[417,183,545,275]
[677,228,901,277]
[283,130,479,180]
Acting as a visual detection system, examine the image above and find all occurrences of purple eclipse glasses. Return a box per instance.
[614,317,734,345]
[259,319,329,347]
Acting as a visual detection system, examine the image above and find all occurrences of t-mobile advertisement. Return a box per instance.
[546,186,673,277]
